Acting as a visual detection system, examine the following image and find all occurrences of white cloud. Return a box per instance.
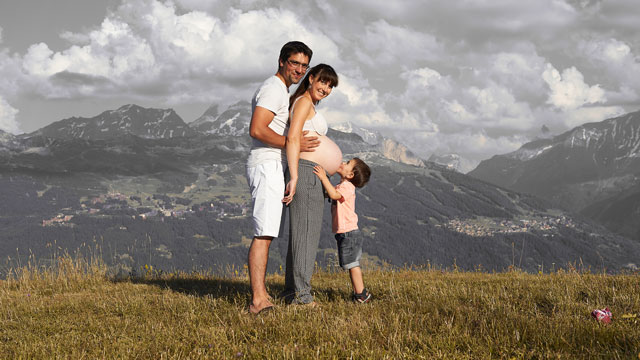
[2,0,640,164]
[486,50,548,103]
[355,20,442,68]
[321,72,394,129]
[12,0,340,103]
[576,37,640,104]
[561,106,625,129]
[542,64,605,111]
[466,84,535,132]
[22,17,156,81]
[0,96,20,134]
[394,128,527,172]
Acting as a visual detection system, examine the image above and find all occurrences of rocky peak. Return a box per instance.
[378,138,425,167]
[190,101,251,136]
[0,129,21,151]
[331,121,384,145]
[31,104,196,140]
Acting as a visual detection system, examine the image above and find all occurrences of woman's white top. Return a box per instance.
[290,96,329,136]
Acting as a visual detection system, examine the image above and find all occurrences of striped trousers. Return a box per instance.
[284,159,325,304]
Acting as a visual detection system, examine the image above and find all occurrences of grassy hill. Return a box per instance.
[1,256,639,358]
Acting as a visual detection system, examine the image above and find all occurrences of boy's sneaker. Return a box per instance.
[352,288,372,303]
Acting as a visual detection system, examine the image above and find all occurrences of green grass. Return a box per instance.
[1,257,639,359]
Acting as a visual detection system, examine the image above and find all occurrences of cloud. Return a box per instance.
[13,0,340,103]
[2,0,640,164]
[575,37,640,103]
[22,17,157,81]
[0,26,3,44]
[561,106,625,129]
[542,64,605,111]
[355,20,443,68]
[391,127,527,172]
[0,96,20,134]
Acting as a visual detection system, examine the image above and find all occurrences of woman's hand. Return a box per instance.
[313,165,328,181]
[282,178,297,205]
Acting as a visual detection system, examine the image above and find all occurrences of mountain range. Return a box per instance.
[31,104,198,140]
[1,103,639,275]
[469,110,640,239]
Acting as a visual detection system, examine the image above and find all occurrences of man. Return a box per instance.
[246,41,318,314]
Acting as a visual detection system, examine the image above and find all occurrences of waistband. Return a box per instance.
[298,158,319,168]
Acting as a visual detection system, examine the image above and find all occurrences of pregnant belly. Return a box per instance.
[300,134,342,175]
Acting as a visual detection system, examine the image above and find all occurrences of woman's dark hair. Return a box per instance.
[279,41,313,68]
[289,64,339,108]
[350,158,371,188]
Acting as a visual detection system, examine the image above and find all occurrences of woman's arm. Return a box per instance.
[282,97,314,205]
[313,165,343,200]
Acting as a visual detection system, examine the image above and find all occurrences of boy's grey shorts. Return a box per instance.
[334,229,364,270]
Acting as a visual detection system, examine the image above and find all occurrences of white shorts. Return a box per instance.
[246,160,286,238]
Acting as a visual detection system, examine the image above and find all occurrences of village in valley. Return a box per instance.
[440,216,576,237]
[42,189,578,241]
[41,190,250,227]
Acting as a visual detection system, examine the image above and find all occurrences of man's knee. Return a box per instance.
[249,236,273,259]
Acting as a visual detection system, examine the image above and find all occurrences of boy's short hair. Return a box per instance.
[350,158,371,188]
[279,41,313,67]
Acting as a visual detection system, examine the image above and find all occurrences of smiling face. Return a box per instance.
[307,75,334,103]
[278,52,310,88]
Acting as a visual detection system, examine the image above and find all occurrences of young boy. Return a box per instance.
[313,158,372,303]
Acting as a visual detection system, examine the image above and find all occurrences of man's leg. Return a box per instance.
[248,236,274,314]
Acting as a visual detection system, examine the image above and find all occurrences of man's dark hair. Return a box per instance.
[350,158,371,188]
[279,41,313,68]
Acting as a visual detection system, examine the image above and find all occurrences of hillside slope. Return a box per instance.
[2,261,639,358]
[469,110,640,239]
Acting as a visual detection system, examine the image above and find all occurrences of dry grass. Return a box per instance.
[1,256,639,359]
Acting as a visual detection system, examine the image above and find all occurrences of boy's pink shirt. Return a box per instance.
[332,180,358,234]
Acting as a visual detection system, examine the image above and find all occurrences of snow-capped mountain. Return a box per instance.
[470,110,640,189]
[331,121,427,166]
[428,153,462,171]
[30,104,197,140]
[469,109,640,238]
[0,129,22,152]
[331,121,384,145]
[190,101,251,136]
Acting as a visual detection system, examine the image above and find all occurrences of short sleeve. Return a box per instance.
[255,82,282,115]
[336,181,355,203]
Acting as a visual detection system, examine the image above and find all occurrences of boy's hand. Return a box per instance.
[313,165,328,181]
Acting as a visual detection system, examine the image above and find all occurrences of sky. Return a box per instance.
[1,0,639,172]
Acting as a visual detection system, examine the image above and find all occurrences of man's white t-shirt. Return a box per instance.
[247,75,289,167]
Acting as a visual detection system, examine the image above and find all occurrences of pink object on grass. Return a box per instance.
[591,307,612,324]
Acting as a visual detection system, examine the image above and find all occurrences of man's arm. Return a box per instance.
[249,106,320,151]
[249,106,285,148]
[313,165,343,200]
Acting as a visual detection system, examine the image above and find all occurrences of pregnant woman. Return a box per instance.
[281,64,342,305]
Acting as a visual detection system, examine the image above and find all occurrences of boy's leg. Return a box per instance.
[336,230,367,295]
[348,266,365,295]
